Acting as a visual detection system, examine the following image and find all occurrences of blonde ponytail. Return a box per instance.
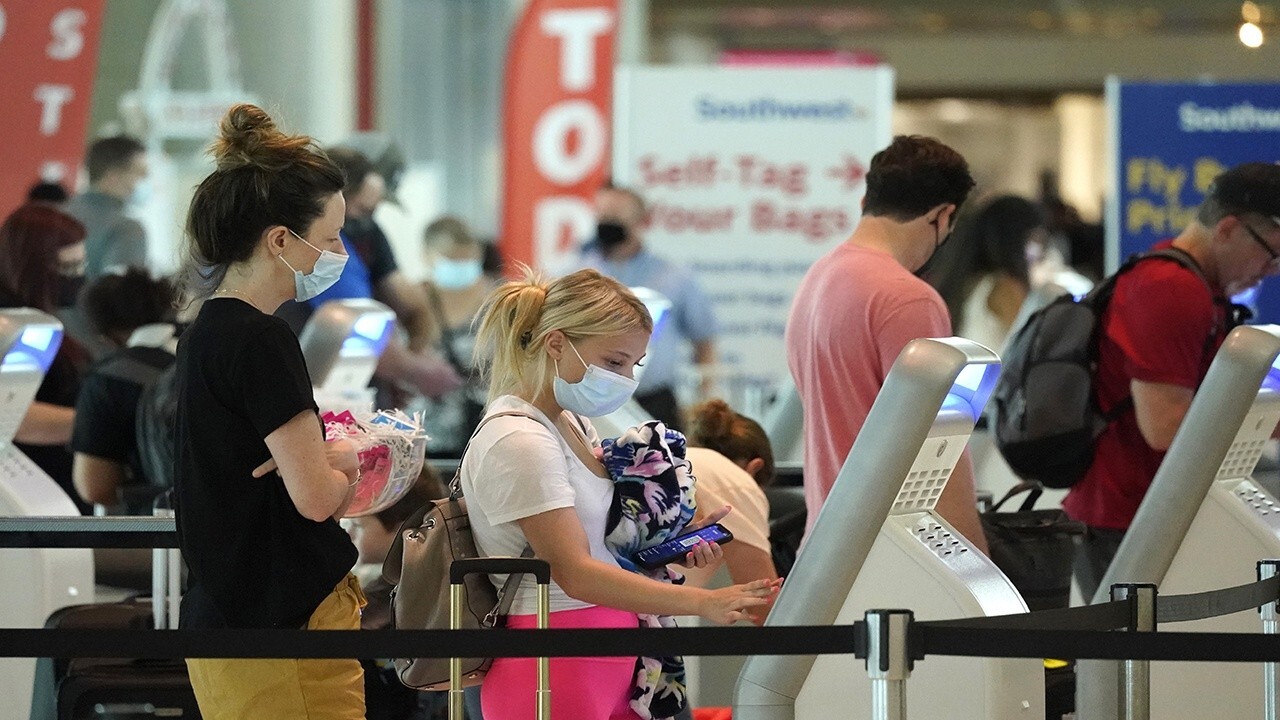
[474,267,652,403]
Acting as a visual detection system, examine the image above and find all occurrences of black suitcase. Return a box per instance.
[30,600,201,720]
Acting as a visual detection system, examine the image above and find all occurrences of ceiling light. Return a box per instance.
[1240,21,1264,48]
[1242,1,1263,24]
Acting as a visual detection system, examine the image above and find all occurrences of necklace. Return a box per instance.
[213,287,260,309]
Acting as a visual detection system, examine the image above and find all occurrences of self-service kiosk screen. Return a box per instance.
[319,312,394,394]
[941,361,999,421]
[0,325,62,444]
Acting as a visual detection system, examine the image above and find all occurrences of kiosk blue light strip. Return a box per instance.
[941,362,1000,420]
[342,314,394,357]
[1263,348,1280,392]
[1,326,62,374]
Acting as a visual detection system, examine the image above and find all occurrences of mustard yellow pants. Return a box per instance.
[186,573,367,720]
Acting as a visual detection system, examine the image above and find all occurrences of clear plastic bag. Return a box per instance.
[322,409,429,517]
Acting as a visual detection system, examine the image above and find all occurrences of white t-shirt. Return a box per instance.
[680,447,772,588]
[460,395,619,615]
[958,274,1010,354]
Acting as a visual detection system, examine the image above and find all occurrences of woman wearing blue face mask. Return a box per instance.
[464,268,780,720]
[173,104,367,719]
[413,215,497,457]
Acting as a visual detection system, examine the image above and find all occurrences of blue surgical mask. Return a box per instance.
[279,229,347,302]
[432,257,484,290]
[128,179,152,207]
[553,340,639,417]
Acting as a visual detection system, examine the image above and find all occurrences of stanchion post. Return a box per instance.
[152,500,174,629]
[864,609,914,720]
[1260,560,1280,720]
[1111,583,1157,720]
[449,583,464,720]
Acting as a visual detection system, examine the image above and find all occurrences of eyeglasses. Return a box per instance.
[1242,221,1280,266]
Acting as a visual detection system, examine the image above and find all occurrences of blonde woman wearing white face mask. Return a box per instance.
[463,268,780,720]
[415,216,496,457]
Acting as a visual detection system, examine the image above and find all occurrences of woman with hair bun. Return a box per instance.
[684,399,779,625]
[173,104,366,719]
[464,268,780,720]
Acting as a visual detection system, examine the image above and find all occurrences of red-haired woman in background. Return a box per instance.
[0,203,91,513]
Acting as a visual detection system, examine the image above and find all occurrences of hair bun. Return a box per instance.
[689,398,736,444]
[212,103,314,172]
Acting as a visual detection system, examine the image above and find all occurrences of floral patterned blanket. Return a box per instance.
[600,421,697,720]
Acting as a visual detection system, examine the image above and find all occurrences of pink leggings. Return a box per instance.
[481,605,643,720]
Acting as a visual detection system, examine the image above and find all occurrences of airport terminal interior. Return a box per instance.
[3,1,1280,719]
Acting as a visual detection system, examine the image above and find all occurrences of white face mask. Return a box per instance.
[432,257,484,290]
[279,229,347,302]
[553,340,639,417]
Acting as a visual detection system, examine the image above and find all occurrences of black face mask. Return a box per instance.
[913,217,952,279]
[345,216,377,238]
[57,274,85,308]
[596,221,628,249]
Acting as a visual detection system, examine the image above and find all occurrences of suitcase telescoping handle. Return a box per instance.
[450,557,552,585]
[449,557,553,720]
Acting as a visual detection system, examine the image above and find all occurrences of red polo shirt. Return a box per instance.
[1062,242,1228,530]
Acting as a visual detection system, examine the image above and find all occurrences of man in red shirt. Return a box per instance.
[1064,162,1280,598]
[786,135,985,551]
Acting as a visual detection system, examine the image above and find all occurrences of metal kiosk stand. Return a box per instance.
[734,337,1044,719]
[0,310,95,716]
[298,299,396,412]
[1077,324,1280,719]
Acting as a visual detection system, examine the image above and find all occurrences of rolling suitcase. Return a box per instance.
[449,557,552,720]
[31,600,201,720]
[32,497,194,720]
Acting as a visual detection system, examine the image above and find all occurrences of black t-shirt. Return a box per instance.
[174,298,356,629]
[70,345,175,512]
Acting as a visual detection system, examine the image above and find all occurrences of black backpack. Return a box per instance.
[990,248,1221,489]
[135,363,179,494]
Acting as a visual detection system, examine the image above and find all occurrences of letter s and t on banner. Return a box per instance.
[0,1,106,217]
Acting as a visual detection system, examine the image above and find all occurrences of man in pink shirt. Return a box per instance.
[785,135,987,551]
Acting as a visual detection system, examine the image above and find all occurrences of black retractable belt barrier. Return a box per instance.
[924,598,1132,632]
[917,626,1280,663]
[0,517,177,548]
[5,623,1280,663]
[0,625,860,660]
[5,520,1280,669]
[1157,575,1280,624]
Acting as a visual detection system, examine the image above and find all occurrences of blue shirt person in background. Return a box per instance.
[578,183,719,431]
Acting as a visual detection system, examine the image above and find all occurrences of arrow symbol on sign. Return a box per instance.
[826,155,866,191]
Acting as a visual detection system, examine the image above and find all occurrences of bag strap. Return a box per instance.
[989,481,1045,513]
[1093,247,1228,422]
[451,408,544,626]
[447,410,539,499]
[486,545,536,627]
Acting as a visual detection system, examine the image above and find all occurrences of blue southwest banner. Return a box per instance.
[1109,79,1280,321]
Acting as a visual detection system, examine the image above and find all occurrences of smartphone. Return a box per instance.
[634,523,734,570]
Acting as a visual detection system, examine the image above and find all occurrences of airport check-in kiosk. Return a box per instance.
[763,376,803,467]
[1077,324,1280,720]
[0,310,95,715]
[298,299,396,412]
[734,337,1044,719]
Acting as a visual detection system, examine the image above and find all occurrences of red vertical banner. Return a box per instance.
[0,1,106,217]
[501,0,618,274]
[355,0,375,131]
